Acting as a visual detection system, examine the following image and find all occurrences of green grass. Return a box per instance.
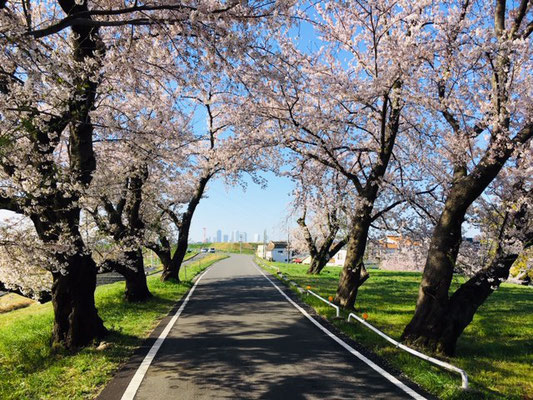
[188,242,257,254]
[258,259,533,400]
[0,253,227,400]
[143,250,199,271]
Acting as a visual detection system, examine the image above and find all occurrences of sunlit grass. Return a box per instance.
[259,259,532,400]
[142,250,199,272]
[0,253,227,400]
[189,242,257,254]
[0,293,35,313]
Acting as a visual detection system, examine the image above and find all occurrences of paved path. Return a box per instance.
[101,254,424,400]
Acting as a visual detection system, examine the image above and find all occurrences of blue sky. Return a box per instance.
[189,171,295,242]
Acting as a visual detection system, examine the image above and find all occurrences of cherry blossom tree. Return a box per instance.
[244,0,434,309]
[0,0,110,348]
[0,0,294,349]
[87,164,152,302]
[83,29,196,300]
[0,216,52,302]
[145,77,273,281]
[401,0,533,355]
[414,160,531,355]
[290,162,349,274]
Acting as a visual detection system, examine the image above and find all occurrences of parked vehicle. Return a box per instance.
[209,248,216,253]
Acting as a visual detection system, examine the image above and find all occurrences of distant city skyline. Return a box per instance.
[199,229,265,244]
[188,172,295,243]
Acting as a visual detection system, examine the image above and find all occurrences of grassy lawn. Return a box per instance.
[0,253,227,400]
[258,259,532,400]
[143,249,199,271]
[189,242,257,254]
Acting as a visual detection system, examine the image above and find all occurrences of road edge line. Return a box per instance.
[120,267,212,400]
[252,262,427,400]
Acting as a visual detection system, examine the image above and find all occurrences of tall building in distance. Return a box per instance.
[201,229,253,243]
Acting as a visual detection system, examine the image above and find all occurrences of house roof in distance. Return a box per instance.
[266,241,288,250]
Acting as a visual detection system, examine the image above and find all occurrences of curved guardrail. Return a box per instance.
[347,313,468,389]
[306,290,340,317]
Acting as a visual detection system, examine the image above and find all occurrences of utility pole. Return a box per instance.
[286,216,291,263]
[263,229,267,259]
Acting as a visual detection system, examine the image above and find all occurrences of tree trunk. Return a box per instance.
[334,218,370,309]
[122,250,152,302]
[152,245,173,280]
[161,174,210,282]
[403,185,530,355]
[435,252,518,355]
[401,200,465,351]
[51,253,107,348]
[161,228,188,282]
[104,250,152,302]
[307,257,328,274]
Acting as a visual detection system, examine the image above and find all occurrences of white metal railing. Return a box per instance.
[347,313,468,390]
[307,290,340,318]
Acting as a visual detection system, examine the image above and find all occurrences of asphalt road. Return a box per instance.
[100,254,424,400]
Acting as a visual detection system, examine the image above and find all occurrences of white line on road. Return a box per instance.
[120,268,212,400]
[253,262,427,400]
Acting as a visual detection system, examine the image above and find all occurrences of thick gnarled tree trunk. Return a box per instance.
[436,252,518,355]
[403,181,532,355]
[104,250,152,302]
[402,131,532,352]
[46,0,105,349]
[122,250,151,302]
[51,253,107,348]
[401,197,466,352]
[403,229,523,355]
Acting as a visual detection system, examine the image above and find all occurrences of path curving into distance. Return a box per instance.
[99,254,427,400]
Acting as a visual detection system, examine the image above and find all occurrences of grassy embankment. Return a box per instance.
[189,242,258,254]
[0,293,35,313]
[0,251,199,315]
[257,259,532,400]
[0,253,227,400]
[142,249,199,272]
